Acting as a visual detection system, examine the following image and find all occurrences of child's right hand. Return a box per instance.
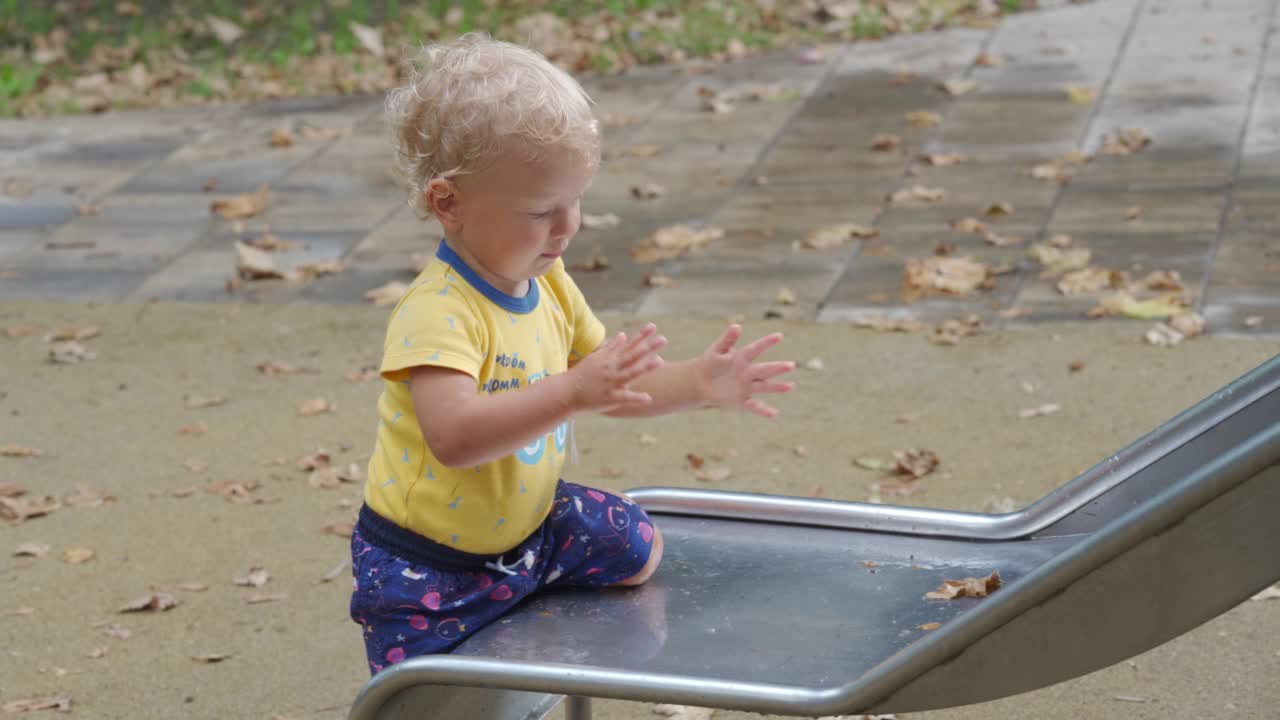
[568,323,666,413]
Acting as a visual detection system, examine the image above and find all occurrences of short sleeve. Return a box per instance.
[380,281,486,384]
[558,263,605,367]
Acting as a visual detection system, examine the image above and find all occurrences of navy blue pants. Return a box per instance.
[350,479,657,675]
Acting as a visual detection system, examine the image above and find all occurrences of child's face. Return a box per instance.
[444,140,595,294]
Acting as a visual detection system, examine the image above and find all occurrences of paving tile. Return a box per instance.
[820,244,1021,319]
[1047,186,1225,232]
[1068,148,1235,189]
[0,230,39,263]
[1202,299,1280,336]
[0,195,79,230]
[634,254,844,319]
[0,267,148,301]
[983,0,1137,62]
[928,96,1091,160]
[125,249,240,303]
[347,207,441,270]
[836,27,990,77]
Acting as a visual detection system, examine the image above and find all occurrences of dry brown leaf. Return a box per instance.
[184,393,227,409]
[905,110,942,127]
[63,484,114,508]
[86,646,108,658]
[940,78,977,96]
[0,495,61,523]
[308,463,362,489]
[256,360,316,376]
[205,14,244,45]
[235,241,283,280]
[644,273,676,287]
[950,217,985,233]
[1,696,72,713]
[918,622,942,631]
[48,340,95,363]
[1137,270,1184,292]
[46,326,100,342]
[630,182,666,200]
[974,51,1002,67]
[13,542,50,557]
[1144,323,1184,347]
[581,213,621,230]
[695,466,733,482]
[851,314,924,333]
[63,547,95,564]
[119,591,179,613]
[269,127,294,148]
[631,225,723,263]
[930,315,984,345]
[346,366,379,382]
[178,421,209,436]
[925,571,1002,599]
[245,592,288,605]
[321,560,349,583]
[889,185,946,203]
[192,652,232,663]
[1057,267,1124,295]
[981,230,1021,247]
[321,521,355,538]
[4,324,44,338]
[297,450,331,472]
[1095,292,1189,320]
[982,202,1014,217]
[1101,128,1152,156]
[1244,315,1264,328]
[1019,403,1062,419]
[246,232,304,252]
[894,449,939,478]
[685,452,705,470]
[871,133,901,151]
[205,479,260,502]
[1029,243,1091,277]
[904,256,991,295]
[349,21,385,57]
[1125,205,1144,221]
[1,445,42,458]
[233,566,270,588]
[1169,311,1206,338]
[921,153,965,166]
[1064,84,1096,104]
[299,397,334,416]
[1,481,28,496]
[364,281,410,306]
[801,223,878,250]
[776,287,797,305]
[211,184,268,220]
[570,255,610,272]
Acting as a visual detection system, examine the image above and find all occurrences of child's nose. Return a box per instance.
[552,207,579,239]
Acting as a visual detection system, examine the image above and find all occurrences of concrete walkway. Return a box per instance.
[1,0,1277,334]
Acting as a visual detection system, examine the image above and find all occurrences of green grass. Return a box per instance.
[0,0,1017,117]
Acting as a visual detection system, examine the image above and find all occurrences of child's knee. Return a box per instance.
[614,524,663,586]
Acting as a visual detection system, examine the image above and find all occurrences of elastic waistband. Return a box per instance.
[356,504,509,572]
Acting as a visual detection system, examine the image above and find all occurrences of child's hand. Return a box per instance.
[696,324,795,418]
[569,323,667,413]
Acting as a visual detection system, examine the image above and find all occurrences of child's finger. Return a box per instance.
[618,323,656,354]
[710,324,742,355]
[619,355,664,384]
[750,361,796,381]
[741,332,784,362]
[612,389,653,405]
[619,334,666,370]
[744,398,778,418]
[751,380,794,394]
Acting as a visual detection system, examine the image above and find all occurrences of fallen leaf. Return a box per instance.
[950,217,985,233]
[349,21,385,57]
[346,366,380,382]
[939,78,977,96]
[644,273,675,287]
[581,213,620,230]
[63,547,95,564]
[854,457,895,472]
[871,133,901,151]
[1064,84,1096,104]
[184,394,227,409]
[918,622,942,631]
[48,340,95,363]
[1019,403,1062,418]
[4,324,44,338]
[63,484,114,508]
[1101,127,1152,156]
[631,225,723,263]
[235,241,283,280]
[86,646,108,658]
[1244,315,1264,328]
[233,566,270,588]
[1097,292,1188,320]
[905,110,942,127]
[630,182,666,200]
[925,570,1002,599]
[1169,311,1206,338]
[308,463,362,489]
[570,254,610,272]
[321,561,349,583]
[889,185,946,203]
[1125,205,1144,221]
[298,398,334,416]
[921,153,965,166]
[178,422,209,436]
[982,230,1021,247]
[982,202,1014,217]
[46,326,100,342]
[191,652,232,663]
[930,315,984,346]
[269,127,294,148]
[14,542,50,557]
[998,306,1033,319]
[1144,323,1184,347]
[776,287,797,305]
[1057,267,1123,295]
[894,448,940,478]
[1,445,42,458]
[695,466,732,482]
[685,453,705,470]
[102,623,131,639]
[1,696,72,713]
[205,14,244,45]
[652,705,714,720]
[0,491,60,522]
[246,232,304,252]
[321,521,354,538]
[616,144,661,158]
[364,281,410,306]
[803,357,824,371]
[205,479,260,502]
[119,591,179,613]
[212,184,268,220]
[851,314,924,333]
[1028,243,1091,277]
[802,224,878,250]
[1137,270,1184,292]
[974,51,1002,67]
[245,592,288,605]
[904,256,991,295]
[256,361,316,376]
[178,582,209,592]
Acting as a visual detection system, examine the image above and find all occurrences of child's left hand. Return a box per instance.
[696,324,796,418]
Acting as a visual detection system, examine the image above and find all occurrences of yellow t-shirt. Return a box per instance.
[363,241,606,554]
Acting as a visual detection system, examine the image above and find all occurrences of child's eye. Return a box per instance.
[530,210,553,219]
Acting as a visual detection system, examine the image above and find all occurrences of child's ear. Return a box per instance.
[426,178,462,232]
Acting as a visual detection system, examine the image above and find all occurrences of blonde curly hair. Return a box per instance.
[387,33,601,219]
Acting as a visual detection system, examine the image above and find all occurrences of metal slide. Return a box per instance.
[349,355,1280,720]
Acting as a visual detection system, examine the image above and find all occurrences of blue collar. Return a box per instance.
[435,241,539,314]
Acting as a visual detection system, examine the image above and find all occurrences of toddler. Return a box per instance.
[350,33,796,675]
